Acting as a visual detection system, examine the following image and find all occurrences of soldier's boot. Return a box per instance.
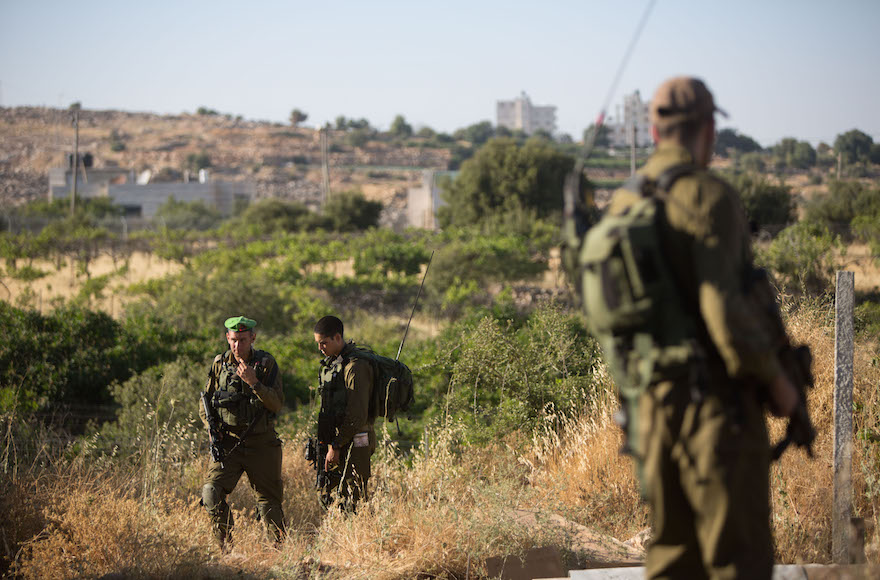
[202,484,234,552]
[259,504,286,545]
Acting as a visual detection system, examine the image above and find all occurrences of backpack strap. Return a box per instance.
[622,162,697,199]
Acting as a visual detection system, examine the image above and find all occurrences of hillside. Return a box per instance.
[0,106,452,212]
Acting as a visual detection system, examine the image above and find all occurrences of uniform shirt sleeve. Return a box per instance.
[198,361,219,429]
[666,175,783,385]
[333,358,373,448]
[253,355,284,414]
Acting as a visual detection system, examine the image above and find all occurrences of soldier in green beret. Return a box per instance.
[198,315,285,549]
[601,77,799,579]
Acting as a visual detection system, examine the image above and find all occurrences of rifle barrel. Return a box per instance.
[396,250,434,360]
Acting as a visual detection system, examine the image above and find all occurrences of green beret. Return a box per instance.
[224,316,256,332]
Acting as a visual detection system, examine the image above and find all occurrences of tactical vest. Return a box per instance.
[317,345,353,444]
[211,350,275,435]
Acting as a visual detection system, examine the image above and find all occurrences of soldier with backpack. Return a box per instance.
[312,315,377,510]
[578,77,800,579]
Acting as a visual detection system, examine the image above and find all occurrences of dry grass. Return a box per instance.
[3,300,880,578]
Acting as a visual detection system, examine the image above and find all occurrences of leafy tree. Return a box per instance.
[437,137,581,227]
[347,128,372,148]
[323,190,382,232]
[347,118,371,131]
[739,152,766,173]
[715,128,762,156]
[289,108,308,126]
[453,121,495,146]
[185,152,212,173]
[834,129,874,165]
[871,143,880,165]
[756,221,840,295]
[804,180,880,229]
[196,106,219,116]
[334,116,348,130]
[390,115,413,139]
[583,123,611,148]
[416,126,436,139]
[154,197,222,231]
[772,138,816,169]
[227,198,323,235]
[728,174,795,227]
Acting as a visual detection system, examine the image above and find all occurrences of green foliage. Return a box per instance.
[437,137,580,228]
[196,106,219,116]
[0,303,196,412]
[433,303,601,442]
[583,124,611,148]
[322,190,382,232]
[453,121,495,146]
[804,180,880,230]
[756,221,841,295]
[727,173,795,227]
[154,197,222,231]
[772,138,816,170]
[739,152,767,173]
[102,358,205,445]
[834,129,874,165]
[390,115,413,139]
[346,128,373,148]
[224,198,322,236]
[426,228,547,311]
[352,230,430,279]
[715,128,763,156]
[185,152,212,173]
[289,108,308,126]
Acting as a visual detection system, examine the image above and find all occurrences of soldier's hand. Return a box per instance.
[325,446,339,471]
[769,373,798,418]
[237,360,258,387]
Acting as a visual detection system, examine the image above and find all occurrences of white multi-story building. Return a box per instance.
[496,92,557,135]
[608,90,652,149]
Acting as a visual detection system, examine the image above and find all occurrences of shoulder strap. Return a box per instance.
[622,162,697,199]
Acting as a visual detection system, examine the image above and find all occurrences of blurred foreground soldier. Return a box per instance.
[199,315,285,550]
[312,315,376,511]
[583,77,800,579]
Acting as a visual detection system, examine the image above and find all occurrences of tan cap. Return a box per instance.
[650,76,728,128]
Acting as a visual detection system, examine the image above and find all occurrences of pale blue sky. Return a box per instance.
[1,0,877,147]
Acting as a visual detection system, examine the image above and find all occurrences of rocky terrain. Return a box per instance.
[0,106,452,215]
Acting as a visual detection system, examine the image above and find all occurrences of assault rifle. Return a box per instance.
[201,391,225,466]
[747,268,817,460]
[305,438,330,491]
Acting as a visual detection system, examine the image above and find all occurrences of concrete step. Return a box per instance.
[550,563,880,579]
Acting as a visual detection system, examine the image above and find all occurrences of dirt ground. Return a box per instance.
[2,252,181,316]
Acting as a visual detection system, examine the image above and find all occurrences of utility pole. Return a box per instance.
[320,127,330,205]
[71,109,79,215]
[630,117,636,175]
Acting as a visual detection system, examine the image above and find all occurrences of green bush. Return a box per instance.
[154,198,222,231]
[431,303,601,443]
[727,173,795,227]
[756,221,841,295]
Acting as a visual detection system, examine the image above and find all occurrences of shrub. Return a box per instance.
[756,221,841,295]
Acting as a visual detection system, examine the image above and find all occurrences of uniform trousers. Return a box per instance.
[638,378,773,580]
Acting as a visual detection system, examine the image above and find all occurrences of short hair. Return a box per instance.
[655,116,708,148]
[314,315,344,338]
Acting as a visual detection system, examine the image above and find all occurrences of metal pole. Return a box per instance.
[832,270,855,564]
[71,109,79,214]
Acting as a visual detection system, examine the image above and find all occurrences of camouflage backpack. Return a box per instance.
[578,163,701,453]
[350,346,415,422]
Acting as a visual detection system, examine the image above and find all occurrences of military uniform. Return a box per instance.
[199,317,285,546]
[600,78,788,580]
[317,341,376,510]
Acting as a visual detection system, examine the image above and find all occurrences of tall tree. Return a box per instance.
[715,128,762,156]
[834,129,874,164]
[390,114,413,138]
[289,108,308,126]
[437,137,581,227]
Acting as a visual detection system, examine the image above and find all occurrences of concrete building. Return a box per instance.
[496,92,557,135]
[406,170,457,230]
[48,165,254,219]
[607,90,652,149]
